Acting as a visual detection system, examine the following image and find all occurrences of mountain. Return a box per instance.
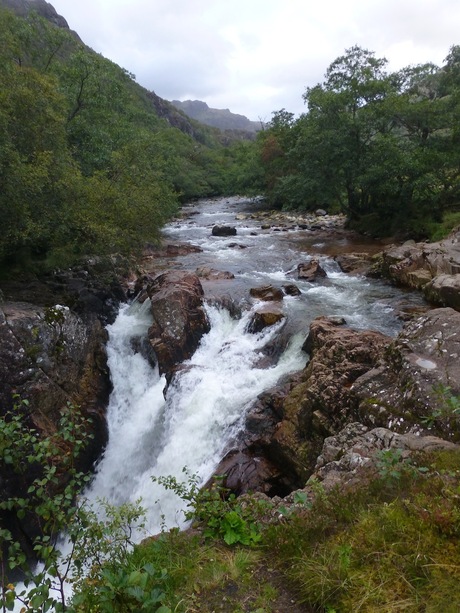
[171,99,263,133]
[0,0,81,39]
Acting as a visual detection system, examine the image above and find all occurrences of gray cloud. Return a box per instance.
[51,0,460,120]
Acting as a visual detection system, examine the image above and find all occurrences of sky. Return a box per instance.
[49,0,460,122]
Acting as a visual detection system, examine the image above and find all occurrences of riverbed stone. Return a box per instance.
[335,252,375,275]
[147,270,210,375]
[195,266,235,280]
[282,283,302,296]
[297,259,327,281]
[249,285,284,301]
[247,304,285,333]
[212,225,237,236]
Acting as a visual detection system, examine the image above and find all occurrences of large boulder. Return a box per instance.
[147,271,210,375]
[424,274,460,311]
[378,231,460,310]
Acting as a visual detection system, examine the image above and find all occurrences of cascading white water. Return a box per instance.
[85,299,306,537]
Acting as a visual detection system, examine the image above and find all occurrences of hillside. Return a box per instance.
[0,0,260,271]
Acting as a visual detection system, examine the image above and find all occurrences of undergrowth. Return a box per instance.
[264,448,460,612]
[72,449,460,612]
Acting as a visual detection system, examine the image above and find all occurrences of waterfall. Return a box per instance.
[85,300,306,537]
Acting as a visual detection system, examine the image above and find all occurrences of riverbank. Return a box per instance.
[2,197,460,611]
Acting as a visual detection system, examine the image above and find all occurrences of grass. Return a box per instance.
[429,210,460,241]
[72,449,460,612]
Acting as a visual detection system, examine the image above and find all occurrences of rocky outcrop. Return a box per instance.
[0,257,127,325]
[0,300,111,554]
[352,307,460,440]
[216,308,460,495]
[0,0,70,29]
[297,259,327,281]
[147,271,210,376]
[312,422,458,492]
[0,302,110,454]
[378,230,460,310]
[170,99,262,133]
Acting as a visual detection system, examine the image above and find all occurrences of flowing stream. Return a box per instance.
[86,196,427,537]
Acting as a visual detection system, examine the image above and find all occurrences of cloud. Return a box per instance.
[50,0,460,120]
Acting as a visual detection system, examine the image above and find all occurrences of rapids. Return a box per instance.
[86,196,427,537]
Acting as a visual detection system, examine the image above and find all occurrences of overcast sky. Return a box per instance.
[49,0,459,121]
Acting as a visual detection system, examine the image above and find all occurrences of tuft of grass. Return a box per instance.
[429,210,460,241]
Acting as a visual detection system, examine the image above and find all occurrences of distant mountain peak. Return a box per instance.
[171,99,263,133]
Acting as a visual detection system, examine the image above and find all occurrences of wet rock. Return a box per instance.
[249,285,284,301]
[247,305,285,333]
[212,225,237,236]
[195,266,235,280]
[335,252,375,275]
[297,259,327,281]
[282,283,302,296]
[147,271,210,375]
[213,373,306,496]
[216,317,390,492]
[157,243,203,257]
[215,309,460,496]
[214,449,289,496]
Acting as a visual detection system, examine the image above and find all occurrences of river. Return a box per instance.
[85,196,427,538]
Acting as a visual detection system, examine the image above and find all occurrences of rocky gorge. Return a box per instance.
[1,198,460,544]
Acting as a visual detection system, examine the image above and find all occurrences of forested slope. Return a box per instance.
[0,4,252,272]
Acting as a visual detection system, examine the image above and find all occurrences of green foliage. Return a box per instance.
[0,7,242,272]
[257,44,460,237]
[0,400,170,612]
[264,449,460,612]
[421,384,460,437]
[152,471,262,546]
